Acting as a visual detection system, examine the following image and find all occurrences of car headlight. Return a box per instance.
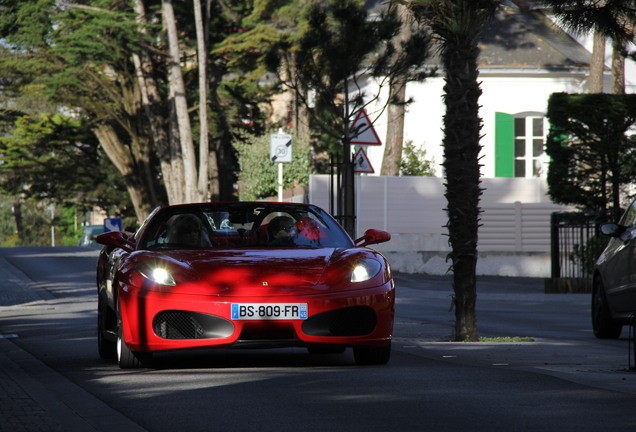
[137,264,177,286]
[351,259,382,283]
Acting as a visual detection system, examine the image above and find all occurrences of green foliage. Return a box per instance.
[546,93,636,210]
[292,0,432,142]
[219,0,432,156]
[541,0,635,45]
[235,131,313,200]
[0,196,18,247]
[0,113,131,213]
[0,198,81,247]
[478,336,534,342]
[0,0,263,211]
[399,141,436,176]
[56,204,85,246]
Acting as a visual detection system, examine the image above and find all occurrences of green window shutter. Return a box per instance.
[495,112,514,177]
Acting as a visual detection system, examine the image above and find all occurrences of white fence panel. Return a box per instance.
[309,175,572,253]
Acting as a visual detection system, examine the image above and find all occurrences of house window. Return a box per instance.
[495,112,547,178]
[514,116,546,178]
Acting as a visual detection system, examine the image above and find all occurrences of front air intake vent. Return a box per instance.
[302,306,376,337]
[153,311,234,340]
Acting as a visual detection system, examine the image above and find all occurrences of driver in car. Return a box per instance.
[267,216,297,246]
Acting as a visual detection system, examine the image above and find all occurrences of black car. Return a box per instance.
[593,200,636,338]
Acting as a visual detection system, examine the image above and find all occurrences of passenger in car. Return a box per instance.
[167,214,211,248]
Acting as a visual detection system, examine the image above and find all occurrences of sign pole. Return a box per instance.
[278,162,284,202]
[342,108,382,238]
[342,137,356,238]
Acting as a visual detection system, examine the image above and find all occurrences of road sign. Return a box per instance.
[350,109,382,146]
[270,134,292,162]
[104,218,122,232]
[353,147,374,173]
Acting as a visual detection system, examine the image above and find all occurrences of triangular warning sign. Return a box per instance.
[353,147,374,173]
[349,109,382,146]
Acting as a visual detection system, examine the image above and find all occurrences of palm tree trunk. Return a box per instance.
[441,34,483,342]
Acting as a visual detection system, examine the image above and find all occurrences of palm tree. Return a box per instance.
[407,0,499,341]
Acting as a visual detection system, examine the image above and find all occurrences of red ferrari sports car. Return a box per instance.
[95,202,394,369]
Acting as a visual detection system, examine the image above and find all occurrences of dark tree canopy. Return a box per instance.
[546,93,636,210]
[0,113,132,215]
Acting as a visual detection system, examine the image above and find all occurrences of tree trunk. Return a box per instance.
[441,35,483,342]
[93,124,154,221]
[132,0,174,205]
[193,0,209,200]
[611,38,625,94]
[167,100,186,204]
[381,4,410,177]
[381,78,406,176]
[589,27,606,93]
[294,89,312,144]
[163,0,198,203]
[12,199,22,239]
[290,52,312,144]
[82,60,163,217]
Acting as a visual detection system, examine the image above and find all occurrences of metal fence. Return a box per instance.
[311,175,573,252]
[549,210,622,291]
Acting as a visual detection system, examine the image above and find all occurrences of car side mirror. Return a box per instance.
[95,231,134,252]
[355,229,391,248]
[600,223,625,238]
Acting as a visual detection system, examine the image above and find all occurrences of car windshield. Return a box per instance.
[139,203,353,250]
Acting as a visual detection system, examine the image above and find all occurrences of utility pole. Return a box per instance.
[341,137,356,239]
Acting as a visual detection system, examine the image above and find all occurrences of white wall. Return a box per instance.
[310,175,573,277]
[361,72,588,179]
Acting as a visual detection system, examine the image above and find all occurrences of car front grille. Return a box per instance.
[153,311,234,340]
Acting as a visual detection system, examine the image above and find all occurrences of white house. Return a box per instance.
[361,1,635,179]
[315,1,635,277]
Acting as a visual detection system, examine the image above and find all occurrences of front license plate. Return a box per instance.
[231,303,308,320]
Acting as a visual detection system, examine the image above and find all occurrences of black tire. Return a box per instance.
[353,342,391,365]
[97,294,116,360]
[116,301,151,369]
[592,278,622,339]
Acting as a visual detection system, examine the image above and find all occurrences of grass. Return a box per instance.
[478,336,534,342]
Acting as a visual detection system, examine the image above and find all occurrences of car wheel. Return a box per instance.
[353,342,391,365]
[116,301,151,369]
[592,278,622,339]
[97,295,116,360]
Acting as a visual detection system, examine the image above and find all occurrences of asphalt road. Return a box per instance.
[1,246,636,432]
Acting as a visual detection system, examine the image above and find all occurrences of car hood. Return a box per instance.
[136,248,358,297]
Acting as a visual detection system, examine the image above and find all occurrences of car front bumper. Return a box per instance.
[119,281,395,352]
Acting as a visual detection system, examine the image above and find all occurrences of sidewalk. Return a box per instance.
[392,272,636,396]
[0,257,146,432]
